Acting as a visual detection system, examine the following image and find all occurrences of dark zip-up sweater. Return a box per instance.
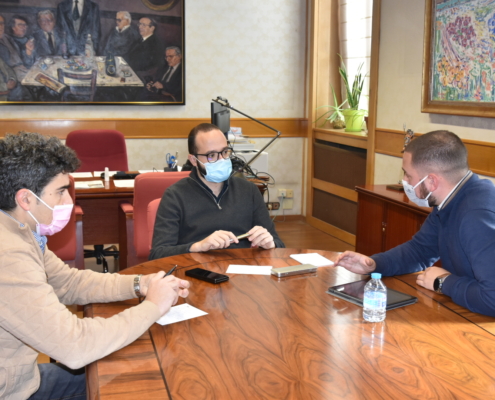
[372,173,495,316]
[150,168,284,259]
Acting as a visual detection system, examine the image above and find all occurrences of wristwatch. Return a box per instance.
[134,274,143,297]
[433,273,450,294]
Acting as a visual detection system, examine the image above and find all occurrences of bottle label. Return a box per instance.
[363,292,386,310]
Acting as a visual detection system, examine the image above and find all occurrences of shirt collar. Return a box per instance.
[117,25,130,33]
[191,167,229,200]
[0,209,47,253]
[437,170,473,211]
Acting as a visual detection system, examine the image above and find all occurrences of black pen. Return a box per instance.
[164,265,177,277]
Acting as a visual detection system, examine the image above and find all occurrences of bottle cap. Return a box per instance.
[371,272,382,279]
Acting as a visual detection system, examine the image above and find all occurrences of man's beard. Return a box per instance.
[196,162,207,177]
[419,182,437,207]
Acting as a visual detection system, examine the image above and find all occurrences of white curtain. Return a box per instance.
[338,0,373,111]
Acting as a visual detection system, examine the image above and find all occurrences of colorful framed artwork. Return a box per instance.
[422,0,495,117]
[0,0,184,105]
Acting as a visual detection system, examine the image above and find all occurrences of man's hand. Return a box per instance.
[152,81,164,90]
[26,38,35,55]
[144,272,190,316]
[416,266,450,291]
[248,226,275,249]
[334,251,376,274]
[7,79,16,90]
[190,230,237,253]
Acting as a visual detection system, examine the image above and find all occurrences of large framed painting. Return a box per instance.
[0,0,184,105]
[422,0,495,117]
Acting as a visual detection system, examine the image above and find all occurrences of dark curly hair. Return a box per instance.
[0,132,80,211]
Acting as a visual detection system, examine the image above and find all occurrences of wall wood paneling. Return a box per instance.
[375,128,495,178]
[0,118,308,139]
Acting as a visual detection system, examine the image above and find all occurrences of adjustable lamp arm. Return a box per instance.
[212,96,281,167]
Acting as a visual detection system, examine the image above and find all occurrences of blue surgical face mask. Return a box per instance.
[402,176,432,207]
[196,157,232,183]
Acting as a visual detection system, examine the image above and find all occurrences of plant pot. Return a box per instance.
[342,109,366,132]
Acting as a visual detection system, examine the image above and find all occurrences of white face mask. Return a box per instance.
[402,176,432,207]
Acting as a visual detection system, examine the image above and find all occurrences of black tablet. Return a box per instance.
[327,279,418,310]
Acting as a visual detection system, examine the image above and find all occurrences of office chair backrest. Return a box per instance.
[147,198,161,252]
[57,68,97,102]
[133,171,190,257]
[47,175,76,260]
[66,130,129,172]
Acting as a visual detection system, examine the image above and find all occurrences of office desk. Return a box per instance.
[85,248,495,399]
[74,178,133,245]
[356,185,432,256]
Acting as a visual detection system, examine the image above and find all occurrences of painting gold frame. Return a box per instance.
[422,0,495,118]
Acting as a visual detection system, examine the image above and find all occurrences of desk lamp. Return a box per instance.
[212,96,282,178]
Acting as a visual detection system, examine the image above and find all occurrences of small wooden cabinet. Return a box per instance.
[355,185,432,256]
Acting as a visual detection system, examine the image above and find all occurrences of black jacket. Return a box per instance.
[150,168,284,259]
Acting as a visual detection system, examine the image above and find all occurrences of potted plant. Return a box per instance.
[338,55,367,132]
[314,86,347,129]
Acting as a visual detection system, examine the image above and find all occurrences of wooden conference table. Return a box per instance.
[85,248,495,399]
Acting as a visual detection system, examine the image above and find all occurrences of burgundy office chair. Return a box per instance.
[66,129,129,271]
[47,175,85,270]
[119,171,190,269]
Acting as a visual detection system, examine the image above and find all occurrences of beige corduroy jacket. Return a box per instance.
[0,212,161,399]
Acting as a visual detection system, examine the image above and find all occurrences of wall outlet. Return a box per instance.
[286,189,294,198]
[266,202,280,210]
[282,199,293,209]
[278,189,287,198]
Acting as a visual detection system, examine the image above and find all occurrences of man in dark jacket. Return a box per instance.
[127,17,163,80]
[56,0,101,56]
[150,123,284,259]
[336,130,495,317]
[33,10,65,57]
[103,11,140,59]
[144,46,183,102]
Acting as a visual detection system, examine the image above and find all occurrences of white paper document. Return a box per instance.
[74,181,104,189]
[290,253,334,267]
[70,172,93,178]
[113,179,135,188]
[156,303,208,326]
[138,170,156,173]
[226,265,273,275]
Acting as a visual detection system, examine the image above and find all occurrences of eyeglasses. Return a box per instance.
[115,18,122,22]
[138,23,151,27]
[196,148,233,163]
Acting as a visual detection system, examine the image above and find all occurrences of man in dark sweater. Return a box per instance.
[335,130,495,317]
[150,123,284,259]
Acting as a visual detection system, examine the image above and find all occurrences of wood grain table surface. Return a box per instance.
[85,248,495,399]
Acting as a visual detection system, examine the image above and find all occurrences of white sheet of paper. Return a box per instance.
[74,181,104,189]
[226,265,273,275]
[138,170,156,173]
[113,179,135,188]
[156,303,208,326]
[290,253,334,267]
[70,172,93,178]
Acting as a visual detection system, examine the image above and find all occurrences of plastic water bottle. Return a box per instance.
[363,273,387,322]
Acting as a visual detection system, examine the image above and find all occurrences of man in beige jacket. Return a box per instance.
[0,132,190,399]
